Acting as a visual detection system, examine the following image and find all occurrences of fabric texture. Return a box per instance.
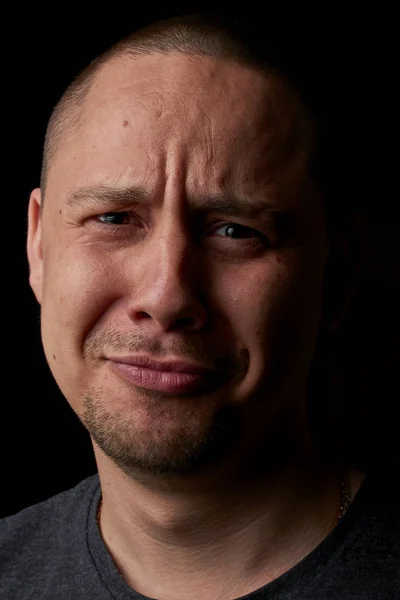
[1,468,399,599]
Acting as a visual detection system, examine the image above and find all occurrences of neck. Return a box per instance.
[93,442,346,600]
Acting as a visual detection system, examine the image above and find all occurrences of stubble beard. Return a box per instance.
[81,385,242,481]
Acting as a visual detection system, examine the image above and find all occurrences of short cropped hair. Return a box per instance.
[40,14,356,234]
[40,15,363,466]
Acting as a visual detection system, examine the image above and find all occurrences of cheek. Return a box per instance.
[39,244,126,407]
[41,247,119,360]
[218,256,325,364]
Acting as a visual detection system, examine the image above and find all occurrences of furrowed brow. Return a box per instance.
[193,196,284,218]
[65,185,152,209]
[64,184,286,218]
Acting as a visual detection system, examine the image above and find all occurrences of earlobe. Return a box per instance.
[27,188,44,304]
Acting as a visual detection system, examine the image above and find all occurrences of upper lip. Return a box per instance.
[107,355,217,374]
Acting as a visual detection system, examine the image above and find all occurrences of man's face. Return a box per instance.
[28,54,329,478]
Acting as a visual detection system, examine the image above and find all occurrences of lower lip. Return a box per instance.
[109,362,222,394]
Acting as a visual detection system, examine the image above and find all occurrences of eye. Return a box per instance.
[212,223,268,241]
[97,212,131,225]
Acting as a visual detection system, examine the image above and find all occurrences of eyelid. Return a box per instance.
[95,213,268,236]
[97,210,141,223]
[207,219,269,235]
[210,221,260,232]
[93,207,278,238]
[88,214,274,252]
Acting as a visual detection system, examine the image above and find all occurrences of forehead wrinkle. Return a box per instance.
[48,54,314,218]
[83,56,285,148]
[63,181,285,219]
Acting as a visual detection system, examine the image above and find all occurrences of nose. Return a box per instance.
[127,220,208,334]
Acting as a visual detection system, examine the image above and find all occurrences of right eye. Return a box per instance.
[96,212,131,225]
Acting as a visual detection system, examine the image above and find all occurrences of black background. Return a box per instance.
[2,7,399,518]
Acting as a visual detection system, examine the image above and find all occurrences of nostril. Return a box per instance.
[174,317,197,329]
[134,311,152,321]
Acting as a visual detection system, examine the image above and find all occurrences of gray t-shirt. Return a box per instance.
[1,468,399,599]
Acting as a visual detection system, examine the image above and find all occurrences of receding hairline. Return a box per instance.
[40,15,307,205]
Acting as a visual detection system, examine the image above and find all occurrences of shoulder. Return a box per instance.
[0,473,100,558]
[1,472,99,522]
[0,474,102,599]
[346,465,400,554]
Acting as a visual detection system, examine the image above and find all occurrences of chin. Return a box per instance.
[83,387,242,479]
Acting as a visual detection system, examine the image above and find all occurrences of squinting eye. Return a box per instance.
[97,212,131,225]
[213,223,264,239]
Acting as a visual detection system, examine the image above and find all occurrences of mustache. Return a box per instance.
[83,327,248,373]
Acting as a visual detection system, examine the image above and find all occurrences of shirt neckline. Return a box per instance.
[86,469,375,600]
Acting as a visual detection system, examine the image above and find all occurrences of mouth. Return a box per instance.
[107,355,225,395]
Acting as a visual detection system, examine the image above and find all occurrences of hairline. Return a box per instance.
[40,49,274,208]
[40,16,334,229]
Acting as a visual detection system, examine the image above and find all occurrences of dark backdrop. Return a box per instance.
[2,7,399,518]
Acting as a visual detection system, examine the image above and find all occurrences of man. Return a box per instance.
[1,14,398,600]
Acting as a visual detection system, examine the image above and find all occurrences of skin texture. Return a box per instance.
[27,53,363,599]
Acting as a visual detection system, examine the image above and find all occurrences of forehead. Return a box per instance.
[47,53,312,207]
[82,54,282,160]
[87,53,271,127]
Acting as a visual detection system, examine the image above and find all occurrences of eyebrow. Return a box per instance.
[65,185,152,209]
[64,184,285,218]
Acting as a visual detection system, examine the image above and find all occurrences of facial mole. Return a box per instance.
[122,120,129,127]
[53,354,56,361]
[59,209,62,215]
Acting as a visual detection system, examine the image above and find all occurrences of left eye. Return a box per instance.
[212,223,264,239]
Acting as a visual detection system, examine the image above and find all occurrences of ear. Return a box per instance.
[27,188,43,304]
[321,216,363,333]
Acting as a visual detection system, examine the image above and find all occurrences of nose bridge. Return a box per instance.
[129,198,206,332]
[153,160,195,281]
[156,210,192,284]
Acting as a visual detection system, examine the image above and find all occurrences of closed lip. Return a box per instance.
[107,355,217,374]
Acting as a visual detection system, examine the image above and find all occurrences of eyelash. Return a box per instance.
[94,212,271,245]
